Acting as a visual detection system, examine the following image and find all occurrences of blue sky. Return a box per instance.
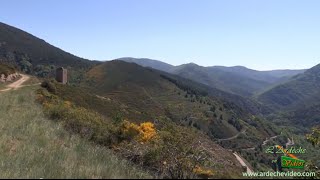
[1,0,320,70]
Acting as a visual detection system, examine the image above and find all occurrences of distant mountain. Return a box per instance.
[170,63,273,97]
[288,102,320,128]
[117,57,174,72]
[258,64,320,110]
[120,58,305,97]
[211,66,305,83]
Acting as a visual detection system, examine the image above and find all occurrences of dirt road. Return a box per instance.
[217,129,247,142]
[0,74,30,92]
[233,152,253,173]
[286,137,294,149]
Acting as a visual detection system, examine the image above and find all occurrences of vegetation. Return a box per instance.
[307,126,320,147]
[74,61,276,148]
[157,69,271,115]
[258,64,320,112]
[43,61,279,174]
[0,86,150,179]
[305,126,320,179]
[0,63,16,75]
[38,80,243,178]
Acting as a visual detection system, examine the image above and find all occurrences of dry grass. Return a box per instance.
[0,86,151,179]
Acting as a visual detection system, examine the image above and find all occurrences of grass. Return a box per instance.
[0,86,151,179]
[0,83,5,90]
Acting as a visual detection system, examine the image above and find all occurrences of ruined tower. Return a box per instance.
[56,67,67,84]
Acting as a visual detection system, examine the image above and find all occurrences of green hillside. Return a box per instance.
[72,61,273,147]
[170,63,274,97]
[0,86,150,179]
[31,60,281,175]
[258,64,320,129]
[38,81,245,178]
[0,22,100,82]
[258,64,320,110]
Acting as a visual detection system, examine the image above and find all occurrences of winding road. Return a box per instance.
[217,129,247,142]
[262,135,279,146]
[233,134,295,174]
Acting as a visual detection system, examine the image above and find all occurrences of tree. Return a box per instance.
[19,59,33,73]
[34,65,55,78]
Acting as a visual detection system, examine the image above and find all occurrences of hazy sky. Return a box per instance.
[1,0,320,70]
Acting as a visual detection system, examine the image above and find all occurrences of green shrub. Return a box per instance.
[41,80,57,93]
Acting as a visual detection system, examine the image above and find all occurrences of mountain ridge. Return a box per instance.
[118,57,305,97]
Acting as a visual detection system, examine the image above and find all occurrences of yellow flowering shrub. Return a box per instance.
[139,122,157,142]
[193,166,214,179]
[64,101,72,108]
[122,121,157,142]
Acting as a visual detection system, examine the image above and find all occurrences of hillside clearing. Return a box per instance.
[0,86,151,179]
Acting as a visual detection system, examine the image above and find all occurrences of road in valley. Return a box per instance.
[233,152,254,174]
[217,129,247,142]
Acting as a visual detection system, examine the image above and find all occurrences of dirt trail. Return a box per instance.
[262,135,279,146]
[0,74,30,92]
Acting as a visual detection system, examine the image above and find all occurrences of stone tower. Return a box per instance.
[56,67,67,84]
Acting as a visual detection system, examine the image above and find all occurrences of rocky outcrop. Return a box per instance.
[0,73,21,83]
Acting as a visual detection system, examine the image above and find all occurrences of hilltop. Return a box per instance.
[0,22,100,82]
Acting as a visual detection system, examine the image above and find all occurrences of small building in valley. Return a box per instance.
[56,67,67,84]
